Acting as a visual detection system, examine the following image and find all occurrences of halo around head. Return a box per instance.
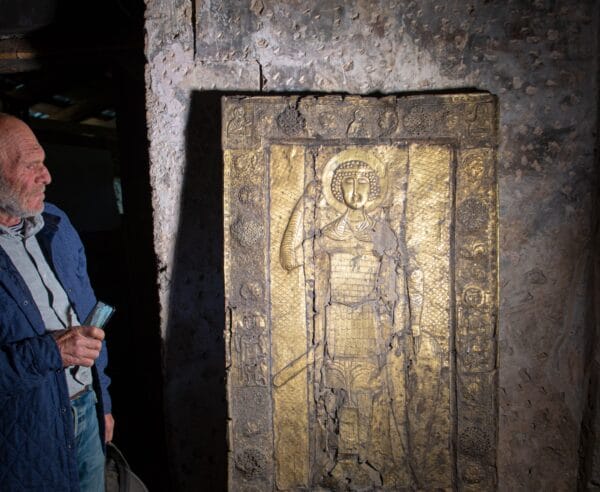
[322,149,388,213]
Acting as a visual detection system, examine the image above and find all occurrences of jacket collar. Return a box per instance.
[0,210,62,334]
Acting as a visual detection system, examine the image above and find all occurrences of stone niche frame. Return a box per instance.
[223,94,498,491]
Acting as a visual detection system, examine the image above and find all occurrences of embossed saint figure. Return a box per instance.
[226,106,253,145]
[235,312,268,387]
[280,150,425,488]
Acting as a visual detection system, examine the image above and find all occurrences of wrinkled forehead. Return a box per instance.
[0,119,44,164]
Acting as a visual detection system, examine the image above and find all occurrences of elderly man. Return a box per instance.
[0,113,114,491]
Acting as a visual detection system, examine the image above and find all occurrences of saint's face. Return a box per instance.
[340,172,370,210]
[0,122,51,219]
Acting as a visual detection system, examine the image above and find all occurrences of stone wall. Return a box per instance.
[144,0,598,489]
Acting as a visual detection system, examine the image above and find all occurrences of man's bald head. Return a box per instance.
[0,114,24,164]
[0,114,50,226]
[0,112,21,129]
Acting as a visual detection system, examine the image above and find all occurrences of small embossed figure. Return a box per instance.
[460,286,491,370]
[235,312,268,386]
[280,150,425,488]
[347,108,369,137]
[226,106,252,145]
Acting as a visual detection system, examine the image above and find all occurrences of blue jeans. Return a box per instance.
[70,389,105,492]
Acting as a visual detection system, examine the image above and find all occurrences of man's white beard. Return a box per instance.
[0,177,37,218]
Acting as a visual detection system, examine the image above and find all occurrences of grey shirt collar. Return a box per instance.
[0,214,44,240]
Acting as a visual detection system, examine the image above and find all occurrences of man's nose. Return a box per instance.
[37,164,52,184]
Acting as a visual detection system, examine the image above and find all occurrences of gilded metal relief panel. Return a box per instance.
[223,94,498,491]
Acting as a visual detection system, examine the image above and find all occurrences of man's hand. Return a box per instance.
[105,413,115,442]
[52,326,104,367]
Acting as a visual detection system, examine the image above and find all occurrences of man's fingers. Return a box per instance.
[65,345,101,366]
[81,337,102,351]
[53,326,104,367]
[78,326,105,341]
[67,336,102,355]
[105,414,115,443]
[75,357,96,367]
[71,344,101,358]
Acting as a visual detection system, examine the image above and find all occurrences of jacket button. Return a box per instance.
[23,300,28,306]
[61,407,67,414]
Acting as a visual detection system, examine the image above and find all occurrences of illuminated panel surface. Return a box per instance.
[223,94,498,491]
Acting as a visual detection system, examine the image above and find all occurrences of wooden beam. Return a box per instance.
[0,36,139,74]
[29,118,117,149]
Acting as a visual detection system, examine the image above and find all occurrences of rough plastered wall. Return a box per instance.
[144,0,598,490]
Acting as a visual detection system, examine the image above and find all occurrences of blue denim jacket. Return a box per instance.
[0,203,111,491]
